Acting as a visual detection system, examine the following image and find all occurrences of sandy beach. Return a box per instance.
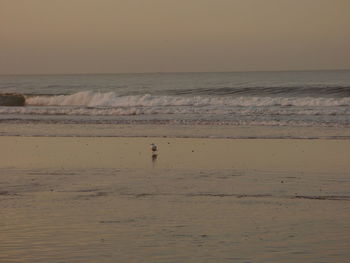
[1,136,350,172]
[1,136,350,262]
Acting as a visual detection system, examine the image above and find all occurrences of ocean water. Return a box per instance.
[1,71,350,135]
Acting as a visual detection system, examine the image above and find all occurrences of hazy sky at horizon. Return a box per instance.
[1,0,350,74]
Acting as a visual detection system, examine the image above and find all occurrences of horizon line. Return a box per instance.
[1,68,349,76]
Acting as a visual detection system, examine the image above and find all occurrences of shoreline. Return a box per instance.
[1,123,350,139]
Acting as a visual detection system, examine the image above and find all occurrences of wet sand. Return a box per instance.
[1,136,350,262]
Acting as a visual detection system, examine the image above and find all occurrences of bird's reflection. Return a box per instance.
[152,153,158,167]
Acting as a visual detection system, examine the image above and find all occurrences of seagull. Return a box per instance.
[151,143,158,153]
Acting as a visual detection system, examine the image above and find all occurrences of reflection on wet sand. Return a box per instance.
[0,137,350,262]
[152,153,158,167]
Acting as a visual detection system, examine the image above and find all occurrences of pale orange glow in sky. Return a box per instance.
[1,0,350,74]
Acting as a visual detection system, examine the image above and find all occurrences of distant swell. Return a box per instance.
[168,85,350,97]
[25,91,350,108]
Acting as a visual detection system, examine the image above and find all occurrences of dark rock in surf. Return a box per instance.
[0,93,26,106]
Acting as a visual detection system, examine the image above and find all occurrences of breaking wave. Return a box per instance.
[25,91,350,108]
[1,91,349,128]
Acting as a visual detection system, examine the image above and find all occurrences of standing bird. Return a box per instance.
[151,143,158,153]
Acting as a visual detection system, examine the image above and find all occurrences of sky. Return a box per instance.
[1,0,350,74]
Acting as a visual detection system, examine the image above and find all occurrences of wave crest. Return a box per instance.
[25,91,350,108]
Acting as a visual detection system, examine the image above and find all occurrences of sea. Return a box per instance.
[1,70,350,138]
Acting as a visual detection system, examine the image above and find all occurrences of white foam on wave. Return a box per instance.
[2,105,349,117]
[25,91,350,108]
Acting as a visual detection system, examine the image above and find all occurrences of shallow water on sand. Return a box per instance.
[1,166,350,263]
